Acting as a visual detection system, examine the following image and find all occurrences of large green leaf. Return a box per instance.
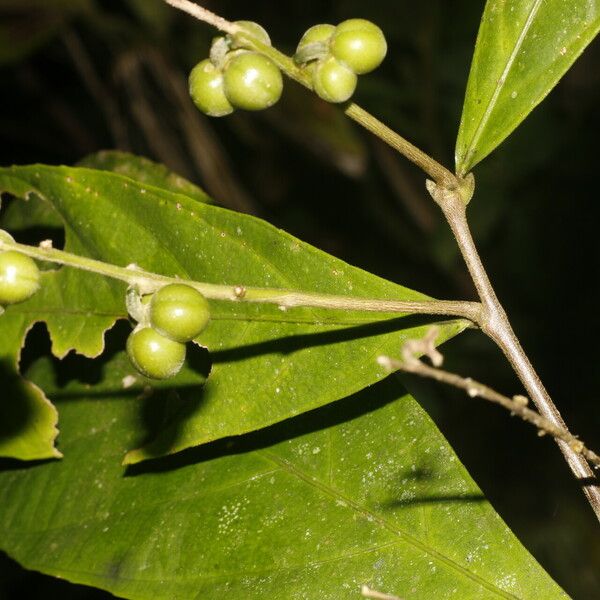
[78,150,213,204]
[0,352,566,599]
[0,164,467,461]
[456,0,600,175]
[2,150,211,232]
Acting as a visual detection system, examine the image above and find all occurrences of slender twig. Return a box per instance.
[345,105,454,186]
[0,237,480,321]
[426,183,600,518]
[361,585,403,600]
[164,0,600,518]
[378,328,600,469]
[161,0,454,187]
[163,0,239,35]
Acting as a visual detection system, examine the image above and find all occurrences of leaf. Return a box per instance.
[0,265,121,460]
[1,151,210,232]
[456,0,600,175]
[0,164,467,462]
[0,316,60,461]
[0,353,567,599]
[78,151,212,204]
[0,192,63,230]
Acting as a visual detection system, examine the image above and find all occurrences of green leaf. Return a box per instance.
[78,151,212,204]
[1,151,210,232]
[0,353,566,599]
[0,265,120,460]
[456,0,600,175]
[0,192,63,230]
[0,163,467,462]
[0,317,60,461]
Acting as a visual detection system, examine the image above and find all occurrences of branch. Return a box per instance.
[167,0,600,518]
[0,237,480,322]
[426,181,600,520]
[161,0,456,187]
[378,328,600,469]
[163,0,240,35]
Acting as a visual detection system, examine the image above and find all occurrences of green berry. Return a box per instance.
[223,52,283,111]
[126,327,186,380]
[234,21,271,46]
[149,283,210,343]
[0,251,40,305]
[295,24,335,64]
[298,23,336,49]
[312,55,357,103]
[330,18,387,75]
[189,59,234,117]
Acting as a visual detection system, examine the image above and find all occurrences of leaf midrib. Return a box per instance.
[2,442,515,598]
[460,0,545,173]
[261,450,517,599]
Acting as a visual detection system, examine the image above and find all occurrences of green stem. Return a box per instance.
[165,0,455,187]
[0,238,481,321]
[345,104,454,186]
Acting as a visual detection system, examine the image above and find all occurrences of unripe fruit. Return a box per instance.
[189,59,234,117]
[149,283,210,343]
[0,251,40,305]
[330,18,387,75]
[126,327,186,380]
[223,52,283,111]
[312,55,357,103]
[234,21,271,46]
[295,24,335,63]
[297,23,336,50]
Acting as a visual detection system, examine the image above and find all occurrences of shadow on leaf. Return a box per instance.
[125,375,403,476]
[210,314,443,363]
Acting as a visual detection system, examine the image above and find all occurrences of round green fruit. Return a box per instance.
[312,55,357,103]
[234,21,271,46]
[295,24,335,64]
[0,251,40,305]
[297,23,336,50]
[223,52,283,111]
[149,283,210,343]
[126,327,186,380]
[330,18,387,74]
[189,59,234,117]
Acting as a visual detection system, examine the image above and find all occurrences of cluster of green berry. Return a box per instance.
[189,21,283,117]
[0,233,209,381]
[0,237,41,308]
[189,18,386,116]
[295,19,387,103]
[126,283,210,380]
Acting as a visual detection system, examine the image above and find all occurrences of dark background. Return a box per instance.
[1,0,599,598]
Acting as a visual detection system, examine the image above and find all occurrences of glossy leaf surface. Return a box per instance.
[78,151,212,204]
[0,164,467,461]
[0,355,566,599]
[456,0,600,175]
